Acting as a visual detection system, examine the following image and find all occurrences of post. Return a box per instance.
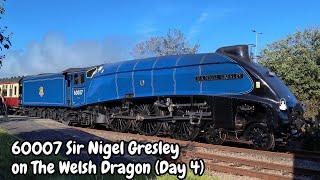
[248,44,255,63]
[252,30,263,63]
[255,33,258,59]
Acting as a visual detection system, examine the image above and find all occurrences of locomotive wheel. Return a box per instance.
[110,118,131,132]
[244,123,275,151]
[51,109,57,120]
[24,108,30,116]
[34,109,39,117]
[46,109,51,119]
[36,109,40,117]
[62,117,72,126]
[58,110,66,123]
[203,122,226,145]
[26,108,31,116]
[29,108,36,117]
[62,112,77,126]
[109,107,131,132]
[32,109,37,117]
[48,109,55,120]
[89,114,96,129]
[37,109,43,118]
[40,109,46,119]
[134,104,161,136]
[89,121,96,129]
[168,121,200,141]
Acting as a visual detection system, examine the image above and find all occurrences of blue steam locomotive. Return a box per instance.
[20,45,305,150]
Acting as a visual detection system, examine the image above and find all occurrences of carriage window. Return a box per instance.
[9,88,13,97]
[80,74,85,84]
[74,74,79,85]
[86,67,97,78]
[3,88,7,97]
[14,86,17,96]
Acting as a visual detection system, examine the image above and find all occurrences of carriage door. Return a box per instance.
[72,73,86,106]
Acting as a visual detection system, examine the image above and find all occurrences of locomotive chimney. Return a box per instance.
[215,45,251,63]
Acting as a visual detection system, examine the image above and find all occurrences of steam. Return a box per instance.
[0,32,132,78]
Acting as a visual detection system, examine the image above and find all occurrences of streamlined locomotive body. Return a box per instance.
[20,45,305,150]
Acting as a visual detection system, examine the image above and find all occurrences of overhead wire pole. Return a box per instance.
[252,30,263,63]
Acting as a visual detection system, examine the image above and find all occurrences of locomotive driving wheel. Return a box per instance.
[244,123,275,151]
[109,107,131,132]
[168,121,200,140]
[203,121,226,145]
[167,110,200,140]
[134,104,162,136]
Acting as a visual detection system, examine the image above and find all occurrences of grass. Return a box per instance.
[0,129,217,180]
[0,128,121,180]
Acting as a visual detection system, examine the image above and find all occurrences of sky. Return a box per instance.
[0,0,320,77]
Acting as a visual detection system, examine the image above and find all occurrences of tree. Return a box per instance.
[131,28,200,58]
[259,26,320,118]
[0,0,12,67]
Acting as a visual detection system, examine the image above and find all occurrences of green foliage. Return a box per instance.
[260,26,320,118]
[0,129,61,180]
[131,28,199,59]
[0,0,12,67]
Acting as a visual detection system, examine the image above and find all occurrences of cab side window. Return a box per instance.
[74,74,79,85]
[80,74,85,84]
[74,73,85,85]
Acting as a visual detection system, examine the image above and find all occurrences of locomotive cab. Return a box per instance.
[63,67,97,108]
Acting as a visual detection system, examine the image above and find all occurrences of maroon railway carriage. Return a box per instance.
[0,76,23,109]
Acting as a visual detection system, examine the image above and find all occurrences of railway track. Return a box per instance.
[285,148,320,160]
[73,126,320,161]
[72,126,320,180]
[11,116,318,180]
[179,150,319,180]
